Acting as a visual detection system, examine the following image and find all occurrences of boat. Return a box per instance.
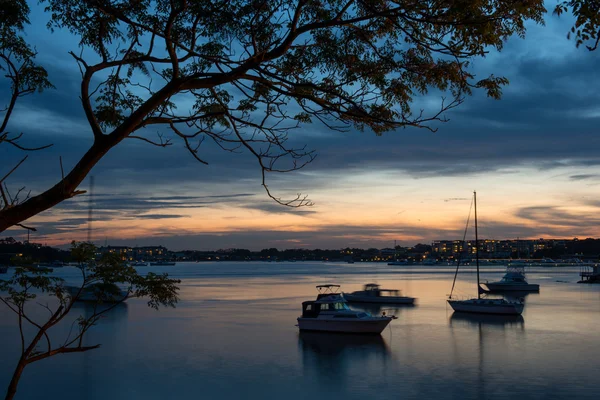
[297,285,394,334]
[447,192,524,316]
[387,260,409,266]
[33,265,53,273]
[65,283,129,303]
[578,264,600,283]
[483,266,540,292]
[149,261,176,266]
[343,283,415,304]
[131,261,148,266]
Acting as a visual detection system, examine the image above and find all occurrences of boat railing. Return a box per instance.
[316,284,341,294]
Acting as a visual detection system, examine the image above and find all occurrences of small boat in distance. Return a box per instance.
[343,283,415,305]
[131,261,148,267]
[484,266,540,292]
[149,261,176,266]
[65,283,129,303]
[447,192,524,316]
[388,260,409,266]
[297,286,394,334]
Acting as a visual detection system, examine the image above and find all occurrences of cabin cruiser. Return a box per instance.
[483,267,539,292]
[131,261,148,266]
[297,285,394,334]
[388,260,409,266]
[343,283,415,305]
[65,283,129,303]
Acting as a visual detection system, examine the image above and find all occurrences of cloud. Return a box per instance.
[242,202,318,216]
[569,174,600,181]
[135,214,190,220]
[3,7,600,247]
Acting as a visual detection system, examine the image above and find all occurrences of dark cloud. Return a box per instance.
[136,214,190,220]
[242,202,318,216]
[570,174,600,181]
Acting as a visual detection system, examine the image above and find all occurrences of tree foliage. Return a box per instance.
[555,0,600,51]
[0,241,180,400]
[0,0,547,232]
[0,0,53,225]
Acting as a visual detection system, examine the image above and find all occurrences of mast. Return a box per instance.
[87,176,95,243]
[474,191,480,299]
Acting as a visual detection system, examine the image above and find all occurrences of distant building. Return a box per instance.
[98,245,168,261]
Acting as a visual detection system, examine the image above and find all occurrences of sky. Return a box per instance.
[2,3,600,251]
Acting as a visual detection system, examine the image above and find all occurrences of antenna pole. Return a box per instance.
[474,191,480,299]
[87,176,95,243]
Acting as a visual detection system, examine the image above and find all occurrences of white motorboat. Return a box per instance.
[297,285,393,334]
[447,192,524,316]
[484,267,540,292]
[65,283,129,303]
[131,261,148,266]
[387,260,409,266]
[149,261,176,266]
[343,283,415,304]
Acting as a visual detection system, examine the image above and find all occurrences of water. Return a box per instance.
[1,262,600,399]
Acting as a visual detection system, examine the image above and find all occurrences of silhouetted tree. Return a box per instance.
[0,0,547,232]
[555,0,600,51]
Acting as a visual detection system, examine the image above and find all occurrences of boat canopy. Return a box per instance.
[316,284,340,293]
[364,284,400,294]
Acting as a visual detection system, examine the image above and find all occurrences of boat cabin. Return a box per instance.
[363,283,401,297]
[501,271,527,283]
[579,264,600,283]
[301,295,354,318]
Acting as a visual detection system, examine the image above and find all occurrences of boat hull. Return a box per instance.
[297,317,391,334]
[343,293,415,304]
[484,282,539,292]
[447,299,524,315]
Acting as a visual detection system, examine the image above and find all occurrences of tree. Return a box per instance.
[0,0,53,231]
[0,241,180,400]
[0,0,547,233]
[555,0,600,51]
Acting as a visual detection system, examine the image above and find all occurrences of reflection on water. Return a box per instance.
[449,313,525,329]
[298,332,390,384]
[70,301,129,319]
[2,263,600,400]
[298,331,389,356]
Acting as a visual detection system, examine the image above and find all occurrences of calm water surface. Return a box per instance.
[1,262,600,399]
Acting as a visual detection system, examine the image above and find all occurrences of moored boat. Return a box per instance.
[149,261,176,266]
[343,283,415,304]
[65,283,129,303]
[447,298,524,315]
[297,286,394,334]
[131,261,148,266]
[484,266,539,292]
[447,192,524,316]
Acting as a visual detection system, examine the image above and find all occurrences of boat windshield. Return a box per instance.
[320,302,351,311]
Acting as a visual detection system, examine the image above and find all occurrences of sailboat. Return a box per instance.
[447,192,524,315]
